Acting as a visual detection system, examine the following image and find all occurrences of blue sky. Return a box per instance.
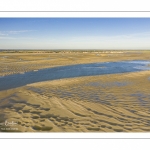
[0,18,150,50]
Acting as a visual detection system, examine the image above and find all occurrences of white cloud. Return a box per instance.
[0,30,35,40]
[0,30,35,36]
[0,36,16,39]
[7,30,34,34]
[0,33,8,36]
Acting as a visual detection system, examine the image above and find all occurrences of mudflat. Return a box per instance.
[0,50,150,132]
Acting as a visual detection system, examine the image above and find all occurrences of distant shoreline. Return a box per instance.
[0,49,150,53]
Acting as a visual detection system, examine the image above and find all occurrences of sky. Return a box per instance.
[0,18,150,50]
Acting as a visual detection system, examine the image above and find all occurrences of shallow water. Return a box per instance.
[0,60,150,91]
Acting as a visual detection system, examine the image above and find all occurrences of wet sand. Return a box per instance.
[0,51,150,132]
[1,50,150,76]
[1,71,150,132]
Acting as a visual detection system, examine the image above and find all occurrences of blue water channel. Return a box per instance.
[0,60,150,91]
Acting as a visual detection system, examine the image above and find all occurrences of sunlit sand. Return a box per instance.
[0,50,150,132]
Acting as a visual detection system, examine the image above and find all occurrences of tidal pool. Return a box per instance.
[0,60,150,91]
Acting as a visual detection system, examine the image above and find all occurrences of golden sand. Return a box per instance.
[0,51,150,76]
[1,51,150,132]
[0,70,150,132]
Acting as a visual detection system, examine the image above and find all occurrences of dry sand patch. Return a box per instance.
[0,70,150,132]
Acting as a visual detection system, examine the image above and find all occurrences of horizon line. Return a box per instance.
[1,49,150,51]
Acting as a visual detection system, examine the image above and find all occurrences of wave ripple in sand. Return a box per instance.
[0,71,150,132]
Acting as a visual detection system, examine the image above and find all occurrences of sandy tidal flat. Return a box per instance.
[1,51,150,76]
[1,70,150,132]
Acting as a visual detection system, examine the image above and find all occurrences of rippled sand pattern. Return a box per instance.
[1,71,150,132]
